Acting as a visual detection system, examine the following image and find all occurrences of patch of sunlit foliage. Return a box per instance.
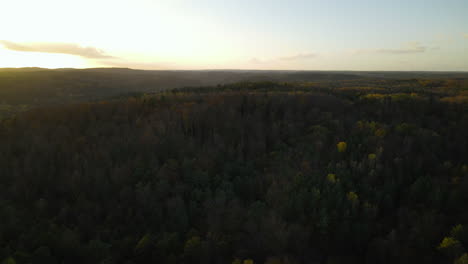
[337,141,347,153]
[0,103,30,120]
[337,87,385,92]
[362,92,423,101]
[441,91,468,104]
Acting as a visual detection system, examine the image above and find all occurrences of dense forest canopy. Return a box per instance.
[0,74,468,264]
[1,68,468,118]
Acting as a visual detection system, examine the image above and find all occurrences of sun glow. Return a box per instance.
[1,0,467,70]
[0,48,95,69]
[0,0,242,69]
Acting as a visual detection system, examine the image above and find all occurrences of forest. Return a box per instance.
[1,68,467,119]
[0,77,468,264]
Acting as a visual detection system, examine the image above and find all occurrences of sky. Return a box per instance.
[1,0,467,71]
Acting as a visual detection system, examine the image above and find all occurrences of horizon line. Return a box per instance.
[1,67,468,73]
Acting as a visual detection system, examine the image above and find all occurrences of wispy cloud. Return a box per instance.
[353,42,429,55]
[376,42,426,54]
[279,53,317,61]
[248,53,318,65]
[0,40,115,59]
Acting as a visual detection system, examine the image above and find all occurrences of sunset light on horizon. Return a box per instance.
[1,0,468,71]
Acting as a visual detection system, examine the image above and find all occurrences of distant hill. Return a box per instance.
[1,68,467,118]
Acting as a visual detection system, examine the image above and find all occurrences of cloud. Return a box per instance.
[279,53,317,61]
[376,42,426,54]
[0,40,114,59]
[247,53,317,66]
[352,42,429,55]
[464,33,468,39]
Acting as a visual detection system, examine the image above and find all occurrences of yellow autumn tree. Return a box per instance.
[439,237,460,249]
[368,153,377,167]
[337,141,347,153]
[326,173,337,184]
[347,191,359,207]
[451,224,464,239]
[374,128,386,137]
[455,253,468,264]
[438,236,464,258]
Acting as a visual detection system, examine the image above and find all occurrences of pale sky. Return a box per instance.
[1,0,467,70]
